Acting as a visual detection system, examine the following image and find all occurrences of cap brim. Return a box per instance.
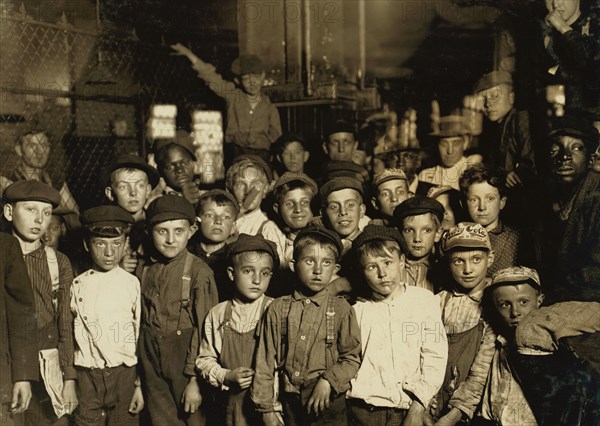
[148,212,194,225]
[491,275,541,289]
[444,241,490,251]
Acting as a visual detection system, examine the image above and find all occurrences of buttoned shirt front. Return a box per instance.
[347,285,447,409]
[438,282,489,335]
[418,157,476,190]
[70,267,140,369]
[403,258,434,292]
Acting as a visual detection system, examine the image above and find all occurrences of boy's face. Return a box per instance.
[227,251,273,302]
[240,72,265,96]
[373,179,409,218]
[400,213,442,260]
[360,248,404,299]
[279,142,309,173]
[106,169,151,215]
[448,249,492,290]
[435,194,457,231]
[198,202,235,244]
[292,243,340,295]
[4,201,53,243]
[550,135,588,186]
[277,188,313,230]
[324,132,357,162]
[438,136,468,168]
[152,219,196,259]
[466,182,506,230]
[324,188,365,238]
[545,0,580,21]
[160,146,195,190]
[479,84,514,123]
[16,132,50,169]
[492,283,544,329]
[232,166,267,213]
[85,234,128,272]
[42,215,64,249]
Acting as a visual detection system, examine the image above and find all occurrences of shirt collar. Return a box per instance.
[405,257,430,268]
[25,244,46,259]
[292,287,330,306]
[488,221,505,235]
[451,278,491,303]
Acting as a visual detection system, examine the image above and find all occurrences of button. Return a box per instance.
[177,330,182,336]
[83,316,87,320]
[294,371,300,377]
[78,298,82,302]
[74,280,79,284]
[300,335,306,340]
[47,334,52,340]
[90,271,94,274]
[305,299,310,304]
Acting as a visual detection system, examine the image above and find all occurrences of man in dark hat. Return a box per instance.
[171,43,282,163]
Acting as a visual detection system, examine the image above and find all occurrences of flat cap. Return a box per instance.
[352,224,403,252]
[295,225,344,260]
[474,70,513,93]
[326,120,355,138]
[430,115,469,138]
[323,160,368,183]
[491,266,541,289]
[153,129,197,161]
[228,233,279,269]
[105,154,161,189]
[231,54,265,76]
[146,194,195,225]
[273,172,318,194]
[81,205,134,230]
[197,189,240,217]
[441,222,491,252]
[372,168,407,187]
[548,115,599,146]
[393,196,444,224]
[3,180,61,208]
[320,176,364,203]
[232,154,273,183]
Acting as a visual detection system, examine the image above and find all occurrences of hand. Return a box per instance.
[545,10,572,34]
[181,181,201,205]
[62,379,78,415]
[505,170,523,188]
[171,43,194,59]
[181,377,202,414]
[403,400,428,426]
[434,407,463,426]
[224,367,254,389]
[128,386,144,414]
[120,251,138,273]
[307,378,331,416]
[11,381,32,414]
[262,411,285,426]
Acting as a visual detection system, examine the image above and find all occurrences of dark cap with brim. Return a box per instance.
[474,70,513,93]
[352,224,403,252]
[81,205,134,232]
[3,180,61,208]
[273,172,318,194]
[146,194,196,225]
[228,233,279,269]
[295,225,344,260]
[231,54,265,76]
[106,154,161,189]
[320,177,364,203]
[548,115,599,147]
[393,196,444,224]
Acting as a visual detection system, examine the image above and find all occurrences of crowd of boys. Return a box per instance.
[1,4,599,424]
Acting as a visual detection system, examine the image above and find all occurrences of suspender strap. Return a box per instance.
[44,246,60,310]
[257,218,269,236]
[176,252,195,334]
[325,294,336,347]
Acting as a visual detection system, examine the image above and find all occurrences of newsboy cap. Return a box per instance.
[352,224,404,252]
[273,172,318,194]
[105,154,161,189]
[295,225,344,260]
[372,168,408,187]
[474,70,513,93]
[231,54,265,76]
[3,180,61,208]
[319,177,364,204]
[441,222,491,252]
[393,196,444,224]
[146,194,196,225]
[81,205,134,229]
[228,233,280,269]
[491,266,542,290]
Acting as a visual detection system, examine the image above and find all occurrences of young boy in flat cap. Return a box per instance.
[64,205,143,425]
[370,168,411,226]
[189,189,239,302]
[197,234,278,426]
[392,196,445,292]
[347,224,447,425]
[251,225,361,426]
[138,194,219,425]
[172,44,282,162]
[2,180,76,425]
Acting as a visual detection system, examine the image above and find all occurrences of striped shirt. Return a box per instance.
[438,280,490,335]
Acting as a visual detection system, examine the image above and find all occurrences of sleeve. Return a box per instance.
[57,252,77,381]
[448,324,497,419]
[553,27,598,74]
[267,104,282,145]
[515,302,600,353]
[321,299,362,394]
[191,60,237,100]
[197,306,230,390]
[185,263,219,376]
[403,293,448,407]
[133,276,141,349]
[250,302,282,413]
[3,236,38,384]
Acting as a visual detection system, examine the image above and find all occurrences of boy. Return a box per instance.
[347,225,447,425]
[432,222,497,421]
[226,155,276,236]
[370,168,410,226]
[392,196,445,292]
[172,43,282,162]
[2,181,76,425]
[459,164,524,275]
[322,120,358,163]
[250,226,361,426]
[189,189,239,302]
[65,206,143,425]
[418,115,480,190]
[273,133,310,176]
[138,194,219,425]
[197,234,279,425]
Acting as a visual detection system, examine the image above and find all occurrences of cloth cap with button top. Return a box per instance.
[227,233,280,269]
[295,225,344,261]
[3,180,61,208]
[393,196,444,225]
[441,222,491,252]
[231,54,265,76]
[273,172,318,194]
[352,224,404,252]
[196,189,240,217]
[146,194,196,225]
[153,129,197,161]
[319,177,364,205]
[490,266,542,290]
[474,70,513,93]
[372,168,408,187]
[105,154,161,189]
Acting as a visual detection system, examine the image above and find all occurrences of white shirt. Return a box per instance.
[235,209,274,236]
[260,221,294,270]
[71,267,140,369]
[348,285,448,408]
[418,156,479,190]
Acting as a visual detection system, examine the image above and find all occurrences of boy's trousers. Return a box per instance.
[280,379,348,426]
[140,327,205,426]
[347,398,408,426]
